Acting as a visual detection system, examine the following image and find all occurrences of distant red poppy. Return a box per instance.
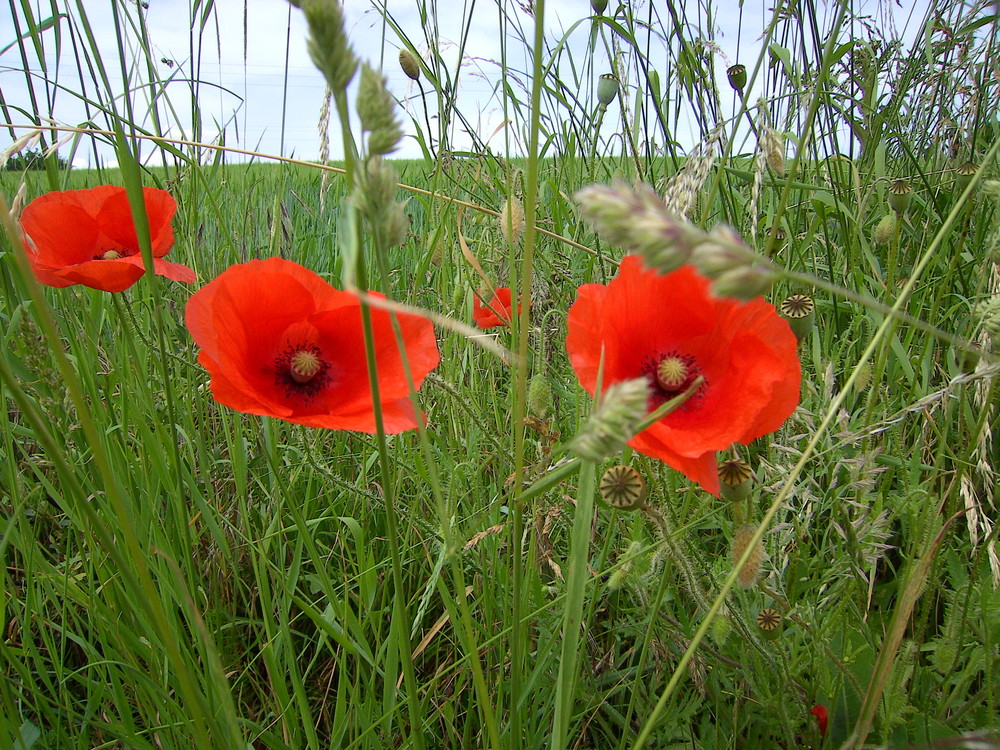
[473,287,521,329]
[811,704,828,738]
[185,258,439,433]
[566,256,800,495]
[19,185,194,292]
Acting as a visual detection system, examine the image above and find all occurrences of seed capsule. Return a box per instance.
[888,179,913,216]
[727,64,747,93]
[591,0,608,13]
[779,294,815,342]
[954,161,978,196]
[599,465,646,510]
[756,608,783,641]
[718,458,753,503]
[597,74,619,107]
[766,226,786,256]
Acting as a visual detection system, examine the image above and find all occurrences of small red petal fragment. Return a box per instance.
[811,704,828,738]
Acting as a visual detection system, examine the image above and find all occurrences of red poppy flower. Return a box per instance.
[19,185,195,292]
[473,287,521,328]
[185,258,439,433]
[811,704,828,738]
[566,256,800,495]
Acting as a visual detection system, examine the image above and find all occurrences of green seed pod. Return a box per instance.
[888,179,913,216]
[727,64,747,93]
[591,0,609,13]
[718,458,753,503]
[756,608,783,641]
[398,48,421,81]
[954,161,978,196]
[597,73,619,107]
[779,294,815,342]
[873,212,897,245]
[599,465,646,510]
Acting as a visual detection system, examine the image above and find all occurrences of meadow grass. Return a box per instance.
[2,1,999,748]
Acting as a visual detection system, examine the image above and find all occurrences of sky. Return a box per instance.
[1,0,934,168]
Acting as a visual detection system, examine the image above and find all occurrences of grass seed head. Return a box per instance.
[301,0,357,93]
[357,62,403,155]
[571,377,652,462]
[763,128,785,176]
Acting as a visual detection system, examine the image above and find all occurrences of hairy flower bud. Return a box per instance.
[499,197,525,245]
[528,373,552,418]
[873,212,896,245]
[732,524,764,588]
[398,48,421,81]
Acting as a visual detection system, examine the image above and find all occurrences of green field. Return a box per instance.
[2,1,999,748]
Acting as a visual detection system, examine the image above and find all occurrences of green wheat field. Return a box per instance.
[1,1,999,748]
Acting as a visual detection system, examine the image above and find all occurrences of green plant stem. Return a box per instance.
[510,0,548,743]
[551,458,596,750]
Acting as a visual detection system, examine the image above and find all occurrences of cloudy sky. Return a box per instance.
[1,1,930,168]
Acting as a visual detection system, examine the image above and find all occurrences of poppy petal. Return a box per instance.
[185,258,439,433]
[566,254,800,495]
[19,185,185,292]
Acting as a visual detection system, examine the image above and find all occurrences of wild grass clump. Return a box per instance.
[2,1,999,748]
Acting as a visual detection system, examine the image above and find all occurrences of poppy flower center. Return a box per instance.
[656,356,689,391]
[643,350,706,407]
[274,344,332,401]
[100,249,124,260]
[289,349,322,383]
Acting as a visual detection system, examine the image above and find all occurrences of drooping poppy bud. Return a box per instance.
[398,48,421,81]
